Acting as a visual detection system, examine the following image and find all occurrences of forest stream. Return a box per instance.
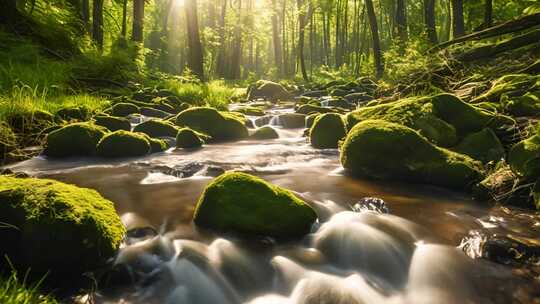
[4,103,539,304]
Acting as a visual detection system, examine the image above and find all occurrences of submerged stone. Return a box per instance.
[97,130,151,158]
[93,115,131,132]
[193,172,317,238]
[45,122,107,157]
[251,126,279,140]
[309,113,347,149]
[175,107,248,141]
[0,176,125,282]
[133,119,179,138]
[340,120,483,189]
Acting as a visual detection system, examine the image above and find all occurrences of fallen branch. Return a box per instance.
[429,12,540,52]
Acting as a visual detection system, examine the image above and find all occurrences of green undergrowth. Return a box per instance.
[0,272,57,304]
[160,78,243,110]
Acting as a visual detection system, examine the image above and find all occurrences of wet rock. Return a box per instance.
[141,106,171,118]
[176,128,205,149]
[194,172,317,239]
[111,102,140,117]
[309,113,347,149]
[97,130,151,158]
[324,98,354,109]
[275,113,306,129]
[245,119,255,129]
[340,120,483,189]
[296,104,335,115]
[352,197,389,214]
[251,126,279,140]
[301,90,327,98]
[305,113,320,129]
[134,119,179,138]
[254,115,273,127]
[330,88,350,97]
[344,92,373,104]
[247,80,292,101]
[235,106,266,116]
[149,137,169,153]
[45,122,107,157]
[175,107,248,141]
[93,115,131,132]
[454,128,505,163]
[0,176,125,283]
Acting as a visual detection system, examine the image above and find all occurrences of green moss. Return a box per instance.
[193,172,317,238]
[235,106,266,116]
[508,134,540,179]
[247,80,291,101]
[503,91,540,116]
[325,98,352,108]
[133,119,179,138]
[3,110,56,135]
[0,123,17,162]
[251,126,279,140]
[305,113,320,129]
[345,94,504,147]
[309,113,347,149]
[472,74,540,103]
[111,103,140,117]
[140,107,170,118]
[148,137,168,153]
[340,120,483,189]
[93,115,131,132]
[45,123,107,157]
[296,104,335,115]
[96,130,151,158]
[55,106,91,121]
[176,127,204,149]
[175,107,248,141]
[453,128,505,163]
[533,180,540,210]
[276,113,306,129]
[0,176,125,282]
[330,88,349,97]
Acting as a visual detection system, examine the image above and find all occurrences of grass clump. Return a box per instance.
[0,272,57,304]
[161,79,237,110]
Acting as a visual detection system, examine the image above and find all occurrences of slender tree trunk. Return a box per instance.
[424,0,437,44]
[132,0,144,42]
[185,0,205,80]
[395,0,407,42]
[216,0,227,77]
[92,0,104,49]
[82,0,90,31]
[484,0,493,27]
[297,0,309,81]
[451,0,465,38]
[121,0,128,37]
[271,0,283,75]
[365,0,383,78]
[229,0,242,79]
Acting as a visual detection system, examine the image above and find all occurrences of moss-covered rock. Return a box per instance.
[193,172,317,238]
[175,107,248,141]
[340,120,483,189]
[0,123,17,163]
[56,106,92,121]
[276,113,306,128]
[93,115,131,132]
[96,130,151,158]
[251,126,279,140]
[305,113,320,129]
[140,107,171,118]
[133,119,179,138]
[309,113,347,149]
[324,98,353,109]
[4,110,56,137]
[176,128,204,149]
[296,104,336,115]
[235,106,266,116]
[111,103,140,117]
[45,123,107,157]
[0,176,125,281]
[503,91,540,117]
[330,88,350,97]
[345,93,508,147]
[508,133,540,179]
[148,137,168,153]
[247,80,292,101]
[472,74,540,103]
[453,128,505,163]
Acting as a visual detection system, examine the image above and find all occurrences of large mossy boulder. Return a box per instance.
[96,130,151,158]
[503,91,540,117]
[133,119,179,138]
[309,113,347,149]
[45,123,107,157]
[251,126,279,140]
[149,137,168,153]
[508,133,540,179]
[175,107,248,141]
[453,128,505,163]
[305,113,320,129]
[193,172,317,238]
[93,115,131,132]
[111,103,140,117]
[345,93,508,147]
[276,113,306,128]
[247,80,292,101]
[0,176,125,282]
[176,128,205,149]
[340,120,483,189]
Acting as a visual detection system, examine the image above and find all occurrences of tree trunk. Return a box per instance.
[185,0,205,80]
[121,0,127,37]
[424,0,437,44]
[484,0,493,27]
[0,0,18,25]
[395,0,408,42]
[297,0,309,81]
[271,0,283,75]
[92,0,104,49]
[451,0,465,38]
[82,0,90,31]
[132,0,144,42]
[216,0,227,78]
[365,0,384,78]
[229,0,242,79]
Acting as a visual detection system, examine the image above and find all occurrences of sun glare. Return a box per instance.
[172,0,185,8]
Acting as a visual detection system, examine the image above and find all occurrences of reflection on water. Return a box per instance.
[5,119,540,304]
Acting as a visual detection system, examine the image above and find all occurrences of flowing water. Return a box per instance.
[4,104,540,304]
